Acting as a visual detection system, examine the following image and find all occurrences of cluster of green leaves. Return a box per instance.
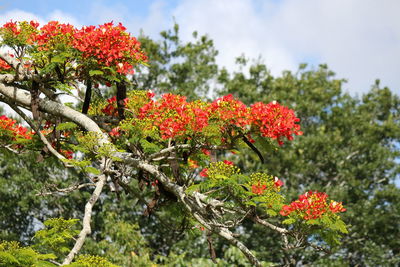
[187,162,284,215]
[0,241,55,267]
[33,218,79,258]
[0,218,117,267]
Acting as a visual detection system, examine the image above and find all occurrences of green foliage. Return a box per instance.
[34,218,79,258]
[218,60,399,264]
[0,241,56,267]
[67,255,118,267]
[55,122,78,131]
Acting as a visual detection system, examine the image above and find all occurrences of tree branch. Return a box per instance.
[36,183,95,196]
[0,83,108,143]
[61,174,107,265]
[0,96,72,165]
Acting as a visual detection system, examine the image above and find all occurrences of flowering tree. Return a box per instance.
[0,21,347,266]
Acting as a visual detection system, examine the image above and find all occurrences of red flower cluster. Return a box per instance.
[250,101,303,145]
[2,21,21,35]
[137,93,302,145]
[199,168,208,177]
[1,20,147,75]
[73,22,147,74]
[139,94,211,139]
[210,94,249,128]
[0,59,11,70]
[35,21,75,48]
[109,127,121,137]
[251,183,267,195]
[0,115,33,140]
[251,176,284,195]
[280,191,346,220]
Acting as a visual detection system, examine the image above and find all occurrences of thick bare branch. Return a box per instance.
[0,83,107,141]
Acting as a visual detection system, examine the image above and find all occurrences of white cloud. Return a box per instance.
[47,10,81,26]
[0,9,44,25]
[172,0,297,76]
[0,8,81,28]
[171,0,400,95]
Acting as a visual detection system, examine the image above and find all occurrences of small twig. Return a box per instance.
[207,231,217,263]
[152,156,183,161]
[149,144,191,160]
[252,215,289,234]
[36,183,96,196]
[47,259,61,266]
[0,144,25,154]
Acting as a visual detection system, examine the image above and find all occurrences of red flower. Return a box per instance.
[0,59,11,70]
[251,183,267,195]
[147,90,155,99]
[223,160,234,165]
[200,168,208,177]
[30,20,39,29]
[274,176,284,187]
[329,201,346,213]
[201,148,211,156]
[109,127,121,137]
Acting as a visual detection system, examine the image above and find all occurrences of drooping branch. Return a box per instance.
[0,96,72,165]
[242,135,264,163]
[81,79,92,114]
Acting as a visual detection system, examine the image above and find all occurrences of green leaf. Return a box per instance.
[85,167,101,175]
[244,201,256,206]
[51,55,65,63]
[266,209,278,217]
[331,219,348,234]
[306,219,319,225]
[55,122,78,131]
[89,70,104,76]
[139,139,160,154]
[282,218,296,225]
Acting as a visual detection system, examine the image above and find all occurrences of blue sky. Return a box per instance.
[1,0,399,96]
